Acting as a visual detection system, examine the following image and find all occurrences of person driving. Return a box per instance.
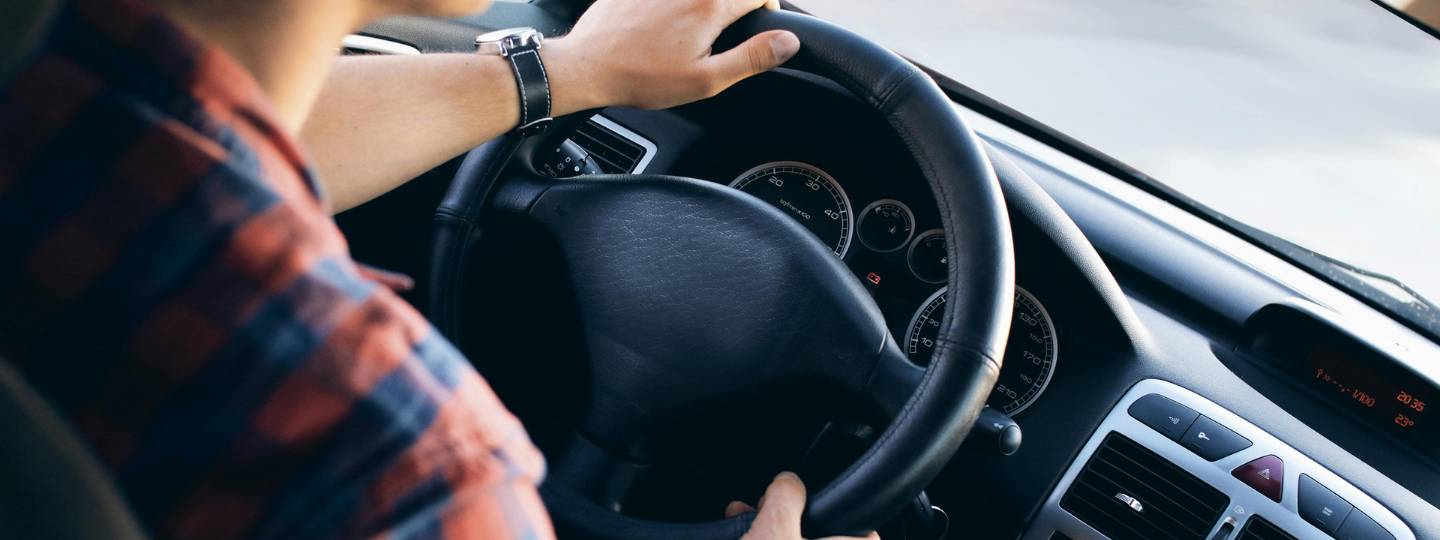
[0,0,878,538]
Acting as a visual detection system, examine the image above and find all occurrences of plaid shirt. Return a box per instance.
[0,0,552,538]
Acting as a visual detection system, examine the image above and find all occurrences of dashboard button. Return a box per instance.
[1180,415,1252,461]
[1337,510,1394,540]
[1127,393,1198,441]
[1232,455,1285,502]
[1299,474,1353,536]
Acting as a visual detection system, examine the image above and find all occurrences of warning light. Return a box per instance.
[865,272,882,285]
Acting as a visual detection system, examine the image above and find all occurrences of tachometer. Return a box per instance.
[906,286,1058,415]
[731,161,853,257]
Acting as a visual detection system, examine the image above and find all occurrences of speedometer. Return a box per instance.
[906,286,1058,415]
[730,161,853,257]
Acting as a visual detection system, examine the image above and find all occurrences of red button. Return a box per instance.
[1232,455,1284,502]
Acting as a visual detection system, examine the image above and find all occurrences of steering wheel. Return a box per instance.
[428,9,1013,538]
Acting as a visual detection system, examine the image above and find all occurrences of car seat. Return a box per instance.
[1,0,148,537]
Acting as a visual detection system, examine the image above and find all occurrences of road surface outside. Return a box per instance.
[798,0,1440,306]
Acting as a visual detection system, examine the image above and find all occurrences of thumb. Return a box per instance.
[749,472,807,537]
[706,30,800,88]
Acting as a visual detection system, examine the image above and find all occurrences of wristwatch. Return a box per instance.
[476,27,552,136]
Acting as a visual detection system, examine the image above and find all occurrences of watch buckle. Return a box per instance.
[518,117,553,136]
[496,32,543,56]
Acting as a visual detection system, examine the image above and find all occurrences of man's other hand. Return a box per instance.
[726,472,881,540]
[545,0,801,111]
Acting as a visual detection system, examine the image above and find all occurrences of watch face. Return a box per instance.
[476,27,542,50]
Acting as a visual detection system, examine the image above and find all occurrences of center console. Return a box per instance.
[1023,379,1413,540]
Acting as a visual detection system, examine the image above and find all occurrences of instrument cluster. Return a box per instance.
[731,160,1059,416]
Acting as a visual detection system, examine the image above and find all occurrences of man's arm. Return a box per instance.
[300,52,557,213]
[302,0,799,213]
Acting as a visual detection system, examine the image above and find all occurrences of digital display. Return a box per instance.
[1298,344,1436,450]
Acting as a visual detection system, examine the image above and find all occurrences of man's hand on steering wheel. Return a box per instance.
[726,473,881,540]
[545,0,802,111]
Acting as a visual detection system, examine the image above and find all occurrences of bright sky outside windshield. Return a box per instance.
[805,0,1440,305]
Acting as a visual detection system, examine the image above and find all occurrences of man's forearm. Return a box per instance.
[304,0,798,214]
[301,44,605,213]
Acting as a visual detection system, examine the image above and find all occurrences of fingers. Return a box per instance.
[750,472,807,537]
[725,500,756,518]
[723,0,778,20]
[737,472,880,539]
[704,29,800,90]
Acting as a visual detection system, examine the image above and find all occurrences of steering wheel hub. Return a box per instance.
[504,175,892,453]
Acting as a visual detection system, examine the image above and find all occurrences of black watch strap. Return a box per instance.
[477,28,553,136]
[506,48,552,136]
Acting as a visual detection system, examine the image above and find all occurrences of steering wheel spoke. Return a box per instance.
[547,433,649,511]
[860,340,928,420]
[489,170,560,215]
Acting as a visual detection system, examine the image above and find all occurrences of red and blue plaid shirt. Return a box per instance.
[0,0,553,538]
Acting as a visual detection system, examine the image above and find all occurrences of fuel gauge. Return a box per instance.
[907,229,948,284]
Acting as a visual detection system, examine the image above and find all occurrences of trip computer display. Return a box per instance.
[1293,344,1435,451]
[1245,303,1440,462]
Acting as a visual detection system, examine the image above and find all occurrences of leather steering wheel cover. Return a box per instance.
[715,11,1014,535]
[429,10,1014,538]
[429,136,522,341]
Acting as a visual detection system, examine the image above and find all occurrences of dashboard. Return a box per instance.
[337,10,1440,539]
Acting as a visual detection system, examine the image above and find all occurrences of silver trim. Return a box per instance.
[1021,379,1415,540]
[1114,493,1144,513]
[906,229,947,284]
[588,115,657,174]
[905,286,1058,416]
[728,161,855,258]
[856,198,916,253]
[340,34,421,55]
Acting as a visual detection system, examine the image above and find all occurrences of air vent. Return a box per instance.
[1235,516,1297,540]
[569,116,653,174]
[1061,433,1229,540]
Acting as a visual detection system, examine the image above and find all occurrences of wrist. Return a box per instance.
[541,37,620,114]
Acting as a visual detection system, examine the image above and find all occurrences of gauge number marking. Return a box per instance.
[905,286,1058,415]
[730,161,854,257]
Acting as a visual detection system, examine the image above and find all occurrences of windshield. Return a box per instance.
[799,1,1440,311]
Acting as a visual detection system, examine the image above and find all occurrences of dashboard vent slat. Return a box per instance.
[1061,433,1229,540]
[1235,516,1298,540]
[572,119,648,174]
